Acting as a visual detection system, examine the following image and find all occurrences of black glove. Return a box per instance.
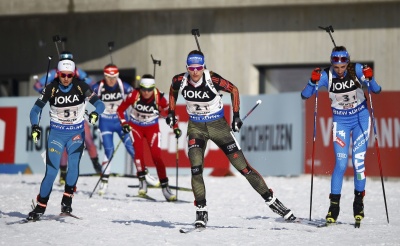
[166,110,177,128]
[122,123,132,134]
[88,111,99,124]
[31,124,41,143]
[231,112,243,132]
[173,128,182,139]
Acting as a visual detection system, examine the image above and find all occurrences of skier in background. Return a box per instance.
[117,74,181,202]
[92,64,159,195]
[301,46,382,225]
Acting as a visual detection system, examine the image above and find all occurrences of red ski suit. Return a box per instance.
[117,88,169,180]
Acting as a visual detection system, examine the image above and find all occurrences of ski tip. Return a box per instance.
[59,212,81,219]
[179,226,206,233]
[126,194,157,201]
[21,219,37,224]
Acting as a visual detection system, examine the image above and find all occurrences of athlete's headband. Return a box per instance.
[187,54,205,66]
[330,51,350,65]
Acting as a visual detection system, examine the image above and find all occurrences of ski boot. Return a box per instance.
[160,178,177,202]
[145,168,160,187]
[264,189,296,221]
[98,176,109,196]
[27,195,48,221]
[137,171,148,196]
[91,157,102,174]
[326,193,341,224]
[61,186,74,214]
[353,190,365,228]
[194,201,208,228]
[59,166,67,186]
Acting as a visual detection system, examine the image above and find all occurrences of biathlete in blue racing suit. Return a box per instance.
[27,59,105,221]
[91,64,138,195]
[301,46,381,224]
[33,51,102,179]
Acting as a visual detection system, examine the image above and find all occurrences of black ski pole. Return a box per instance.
[365,68,389,223]
[241,100,262,122]
[231,100,262,132]
[309,80,320,221]
[44,56,52,87]
[89,138,123,198]
[156,109,180,198]
[175,131,179,200]
[38,55,53,123]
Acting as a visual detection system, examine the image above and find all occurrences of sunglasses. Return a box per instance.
[140,87,153,92]
[331,56,349,63]
[187,65,204,71]
[59,73,74,78]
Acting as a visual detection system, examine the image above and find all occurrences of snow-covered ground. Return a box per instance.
[1,173,398,246]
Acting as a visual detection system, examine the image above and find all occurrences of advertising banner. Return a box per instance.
[238,93,304,176]
[0,107,17,163]
[304,91,400,177]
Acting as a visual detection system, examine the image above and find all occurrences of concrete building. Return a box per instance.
[0,0,399,96]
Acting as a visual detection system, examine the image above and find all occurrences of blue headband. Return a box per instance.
[187,54,205,66]
[330,51,350,64]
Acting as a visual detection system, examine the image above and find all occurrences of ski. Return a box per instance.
[289,218,327,228]
[126,194,157,201]
[59,212,82,219]
[296,219,346,228]
[80,173,137,178]
[8,213,81,225]
[179,226,206,233]
[126,194,190,203]
[13,218,40,224]
[127,185,192,192]
[7,217,53,225]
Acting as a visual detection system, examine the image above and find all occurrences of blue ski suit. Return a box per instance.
[30,78,105,198]
[92,78,135,174]
[301,63,381,194]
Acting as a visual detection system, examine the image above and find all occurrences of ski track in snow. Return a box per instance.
[1,174,398,245]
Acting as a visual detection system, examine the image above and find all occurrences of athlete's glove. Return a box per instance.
[173,128,182,139]
[363,65,373,80]
[166,111,177,128]
[88,111,99,124]
[231,112,243,132]
[31,124,41,143]
[310,68,321,84]
[122,123,132,134]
